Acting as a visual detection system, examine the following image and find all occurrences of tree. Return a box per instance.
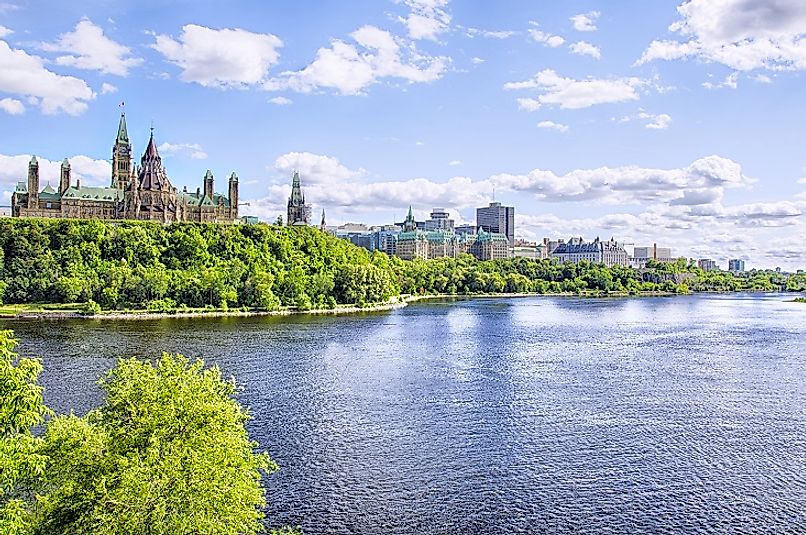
[0,330,49,535]
[35,354,276,535]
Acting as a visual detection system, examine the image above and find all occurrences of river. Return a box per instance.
[3,293,805,534]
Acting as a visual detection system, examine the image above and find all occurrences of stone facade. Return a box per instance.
[11,113,239,224]
[550,237,629,267]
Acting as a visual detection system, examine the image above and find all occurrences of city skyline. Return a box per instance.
[1,1,805,269]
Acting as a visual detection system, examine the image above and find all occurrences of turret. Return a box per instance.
[60,158,71,194]
[204,170,214,198]
[27,156,39,209]
[228,172,239,218]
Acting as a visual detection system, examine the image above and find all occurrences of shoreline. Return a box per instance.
[0,290,797,321]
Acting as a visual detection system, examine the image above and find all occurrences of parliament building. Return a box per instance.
[12,113,239,223]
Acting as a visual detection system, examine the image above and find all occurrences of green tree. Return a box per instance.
[35,354,275,535]
[0,331,49,535]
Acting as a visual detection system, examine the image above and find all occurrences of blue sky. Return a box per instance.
[1,0,805,269]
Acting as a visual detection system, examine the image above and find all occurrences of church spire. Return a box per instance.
[404,205,416,232]
[116,112,129,144]
[320,209,326,232]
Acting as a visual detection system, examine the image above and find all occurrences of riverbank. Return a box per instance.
[0,289,769,320]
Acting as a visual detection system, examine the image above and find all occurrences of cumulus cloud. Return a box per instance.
[537,120,569,133]
[505,69,644,110]
[397,0,451,41]
[0,25,11,38]
[637,0,806,71]
[529,29,565,48]
[274,152,365,185]
[100,82,117,94]
[0,153,111,189]
[571,11,601,32]
[0,96,24,114]
[157,142,208,160]
[569,41,601,59]
[0,40,95,115]
[41,19,142,76]
[702,72,739,89]
[269,96,292,105]
[471,56,485,65]
[152,24,283,88]
[265,25,447,95]
[639,111,672,129]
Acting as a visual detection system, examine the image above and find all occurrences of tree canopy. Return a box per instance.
[0,329,296,535]
[0,218,801,314]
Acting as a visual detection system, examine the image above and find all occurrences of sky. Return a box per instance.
[1,0,805,270]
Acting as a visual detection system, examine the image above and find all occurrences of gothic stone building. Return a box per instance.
[12,113,239,223]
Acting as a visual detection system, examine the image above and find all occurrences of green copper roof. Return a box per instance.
[62,186,123,202]
[117,113,129,143]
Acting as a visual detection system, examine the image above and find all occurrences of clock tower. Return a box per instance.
[111,111,133,189]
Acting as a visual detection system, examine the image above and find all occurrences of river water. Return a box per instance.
[3,293,805,534]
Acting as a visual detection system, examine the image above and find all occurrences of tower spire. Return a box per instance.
[116,109,129,143]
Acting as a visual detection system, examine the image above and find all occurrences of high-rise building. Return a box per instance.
[425,208,454,232]
[287,171,312,225]
[476,202,514,246]
[698,259,719,271]
[728,259,746,272]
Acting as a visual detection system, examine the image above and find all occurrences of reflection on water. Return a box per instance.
[3,293,806,534]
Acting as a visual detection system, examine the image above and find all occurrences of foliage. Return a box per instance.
[0,219,385,311]
[0,219,799,314]
[35,353,275,535]
[0,331,49,535]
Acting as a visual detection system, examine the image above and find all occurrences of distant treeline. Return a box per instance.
[0,219,802,312]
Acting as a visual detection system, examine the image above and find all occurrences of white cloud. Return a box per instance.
[397,0,451,41]
[638,111,672,129]
[100,82,117,94]
[571,11,601,32]
[157,142,208,160]
[0,154,111,189]
[529,29,565,48]
[448,159,461,166]
[569,41,601,59]
[637,0,806,71]
[265,25,447,95]
[0,3,19,14]
[505,69,644,110]
[0,25,12,38]
[537,120,569,133]
[0,40,95,115]
[274,152,364,185]
[471,56,485,65]
[152,24,283,88]
[269,96,292,105]
[702,71,739,89]
[0,97,24,114]
[41,19,142,76]
[516,97,542,112]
